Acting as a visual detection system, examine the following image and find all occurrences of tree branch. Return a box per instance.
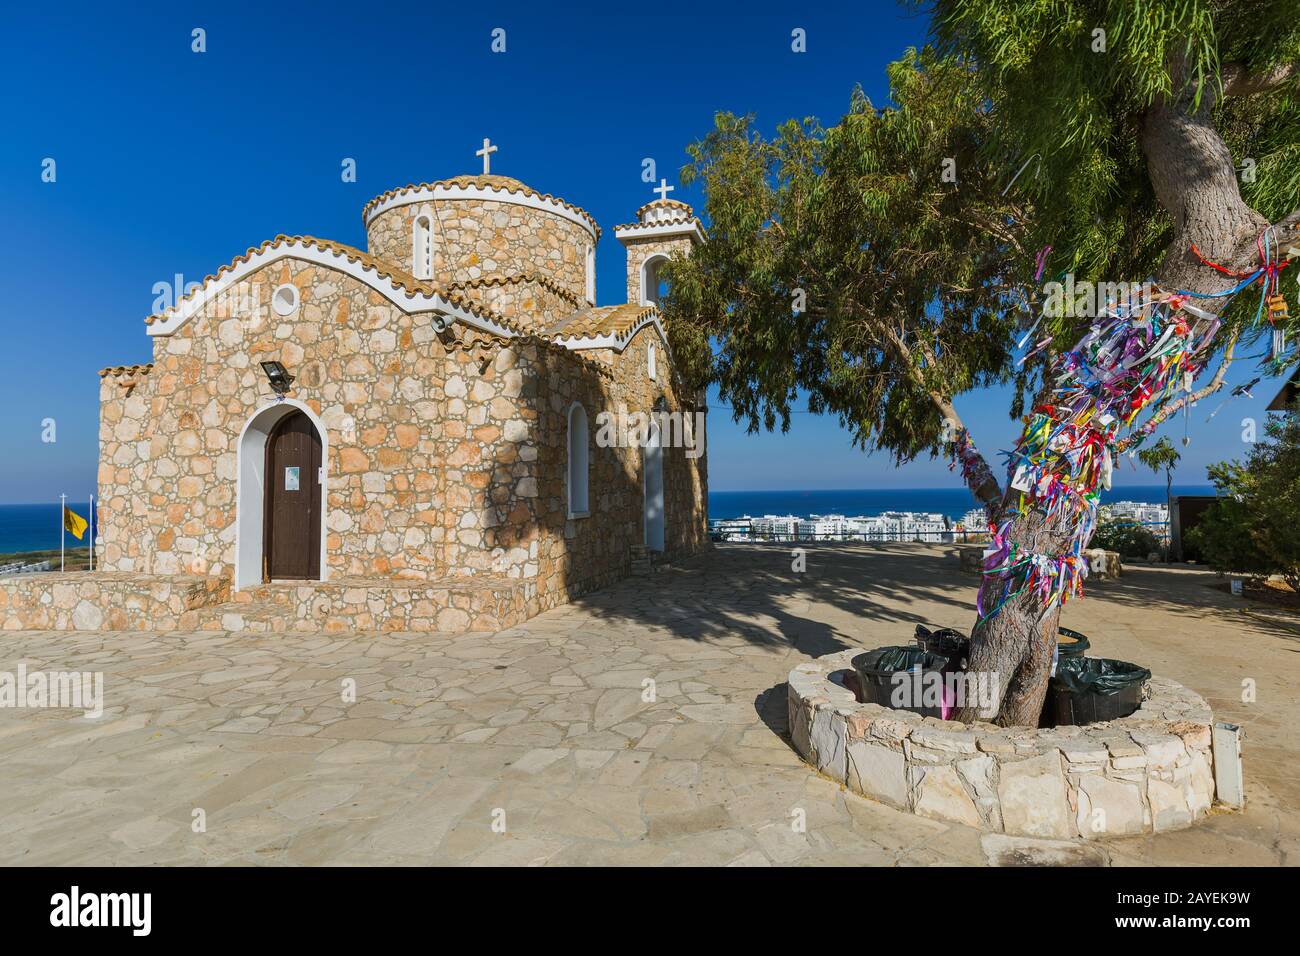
[879,325,1003,507]
[1222,61,1300,97]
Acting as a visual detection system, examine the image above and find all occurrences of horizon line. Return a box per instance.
[708,483,1214,494]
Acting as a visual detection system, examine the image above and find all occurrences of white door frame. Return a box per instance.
[234,399,329,590]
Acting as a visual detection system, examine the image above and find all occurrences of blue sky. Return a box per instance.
[0,0,1286,501]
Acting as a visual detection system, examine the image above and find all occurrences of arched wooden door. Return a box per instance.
[263,410,322,580]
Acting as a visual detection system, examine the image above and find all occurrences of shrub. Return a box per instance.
[1092,520,1161,560]
[1188,410,1300,592]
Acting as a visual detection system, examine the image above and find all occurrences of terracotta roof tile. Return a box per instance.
[633,197,693,219]
[546,303,657,342]
[613,215,703,233]
[361,175,601,238]
[99,363,154,378]
[444,271,582,308]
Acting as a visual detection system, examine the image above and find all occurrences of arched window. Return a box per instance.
[413,214,433,280]
[567,403,589,517]
[640,253,669,306]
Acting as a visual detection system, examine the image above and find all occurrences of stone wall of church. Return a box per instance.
[447,276,581,333]
[89,254,706,629]
[431,324,709,618]
[96,259,453,582]
[366,196,595,302]
[603,327,710,563]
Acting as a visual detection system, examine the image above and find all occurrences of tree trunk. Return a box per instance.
[959,502,1074,726]
[957,63,1298,727]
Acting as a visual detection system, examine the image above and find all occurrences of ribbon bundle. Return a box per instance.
[949,427,996,516]
[966,234,1290,624]
[976,530,1091,622]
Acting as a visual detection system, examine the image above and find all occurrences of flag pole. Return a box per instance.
[88,494,95,572]
[59,493,66,572]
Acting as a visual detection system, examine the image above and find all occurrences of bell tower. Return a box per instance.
[614,179,705,306]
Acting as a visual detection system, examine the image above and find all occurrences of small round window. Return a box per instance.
[272,283,300,316]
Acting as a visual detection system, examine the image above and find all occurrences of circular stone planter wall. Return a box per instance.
[788,648,1222,840]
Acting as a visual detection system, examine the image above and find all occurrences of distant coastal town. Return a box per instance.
[708,500,1170,543]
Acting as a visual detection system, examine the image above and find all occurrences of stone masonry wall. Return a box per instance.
[789,648,1218,839]
[367,198,593,302]
[437,323,708,618]
[94,255,707,617]
[447,276,581,332]
[98,259,452,581]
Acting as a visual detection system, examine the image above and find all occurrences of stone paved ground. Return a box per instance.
[1,543,1297,866]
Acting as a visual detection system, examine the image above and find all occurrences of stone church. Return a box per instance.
[2,159,709,633]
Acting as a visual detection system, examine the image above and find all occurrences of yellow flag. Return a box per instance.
[64,507,88,540]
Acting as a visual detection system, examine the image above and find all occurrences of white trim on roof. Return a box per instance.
[365,182,599,240]
[144,238,516,340]
[614,220,706,244]
[551,310,669,355]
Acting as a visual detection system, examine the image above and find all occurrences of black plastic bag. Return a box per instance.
[914,624,970,667]
[1052,656,1151,696]
[870,644,950,674]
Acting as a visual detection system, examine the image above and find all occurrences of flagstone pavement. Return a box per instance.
[2,543,1297,866]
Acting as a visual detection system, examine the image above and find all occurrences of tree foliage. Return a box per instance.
[929,0,1300,332]
[661,50,1032,467]
[1093,519,1162,559]
[1137,436,1181,480]
[1189,409,1300,591]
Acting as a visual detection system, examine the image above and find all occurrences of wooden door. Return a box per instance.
[264,410,321,580]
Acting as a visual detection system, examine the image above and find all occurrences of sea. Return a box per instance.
[706,485,1215,522]
[0,485,1214,555]
[0,503,100,555]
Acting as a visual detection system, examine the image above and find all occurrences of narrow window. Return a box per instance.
[567,404,589,517]
[585,244,596,303]
[413,214,433,279]
[648,342,657,381]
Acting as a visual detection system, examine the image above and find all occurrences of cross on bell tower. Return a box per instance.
[475,138,498,175]
[653,178,674,202]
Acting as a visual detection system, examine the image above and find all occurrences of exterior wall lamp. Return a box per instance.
[260,361,295,394]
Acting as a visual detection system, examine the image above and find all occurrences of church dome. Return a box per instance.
[363,172,599,301]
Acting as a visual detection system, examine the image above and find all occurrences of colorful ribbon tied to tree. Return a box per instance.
[962,232,1291,624]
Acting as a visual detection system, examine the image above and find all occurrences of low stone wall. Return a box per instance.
[204,576,529,633]
[788,647,1219,839]
[0,572,528,634]
[0,572,230,631]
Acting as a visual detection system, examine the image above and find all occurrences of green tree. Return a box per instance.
[1137,436,1180,558]
[1191,409,1300,592]
[1092,519,1161,560]
[662,1,1300,724]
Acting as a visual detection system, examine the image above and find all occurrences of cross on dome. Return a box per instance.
[476,138,499,175]
[653,178,675,202]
